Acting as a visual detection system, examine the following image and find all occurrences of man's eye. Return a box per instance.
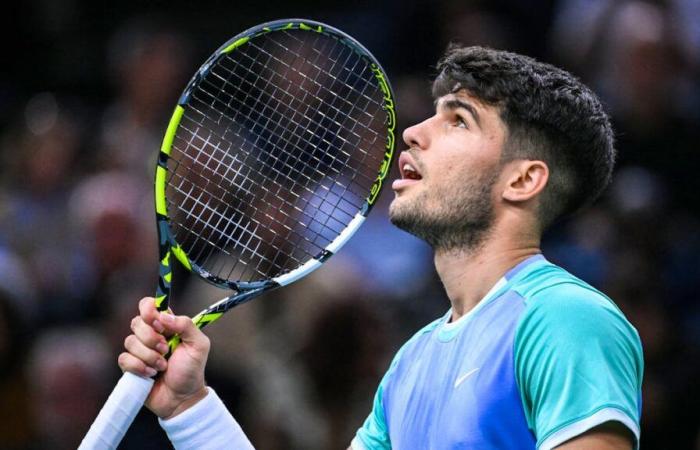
[455,116,468,128]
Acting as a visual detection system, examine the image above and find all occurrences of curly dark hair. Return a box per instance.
[432,45,615,229]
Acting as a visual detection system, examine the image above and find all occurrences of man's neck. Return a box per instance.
[434,232,541,322]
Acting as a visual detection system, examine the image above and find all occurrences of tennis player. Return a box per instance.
[120,46,643,449]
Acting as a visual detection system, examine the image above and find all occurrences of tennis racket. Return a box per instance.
[79,18,395,449]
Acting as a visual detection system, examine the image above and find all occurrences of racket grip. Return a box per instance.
[78,371,155,450]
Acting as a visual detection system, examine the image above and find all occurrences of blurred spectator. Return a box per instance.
[439,4,516,51]
[551,0,700,213]
[26,327,112,450]
[0,94,92,325]
[543,207,616,288]
[0,247,37,321]
[42,169,153,329]
[67,170,154,297]
[99,18,192,176]
[298,298,388,449]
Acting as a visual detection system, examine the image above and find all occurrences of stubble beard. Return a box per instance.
[389,168,499,254]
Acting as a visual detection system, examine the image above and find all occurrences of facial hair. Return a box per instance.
[389,164,500,253]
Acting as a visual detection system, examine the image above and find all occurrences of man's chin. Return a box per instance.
[388,201,418,232]
[388,197,408,224]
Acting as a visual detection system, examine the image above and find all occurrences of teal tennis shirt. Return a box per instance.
[353,255,644,450]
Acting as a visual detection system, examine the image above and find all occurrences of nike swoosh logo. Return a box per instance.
[454,368,480,388]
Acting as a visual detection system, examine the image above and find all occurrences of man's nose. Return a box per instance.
[402,116,432,150]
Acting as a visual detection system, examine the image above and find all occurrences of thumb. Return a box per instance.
[159,313,210,352]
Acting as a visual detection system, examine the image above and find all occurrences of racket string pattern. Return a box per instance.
[165,28,389,288]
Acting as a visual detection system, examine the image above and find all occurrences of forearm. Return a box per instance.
[159,387,254,450]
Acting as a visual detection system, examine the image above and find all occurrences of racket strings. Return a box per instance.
[172,51,374,278]
[169,153,352,281]
[168,180,325,275]
[170,118,361,277]
[182,49,374,211]
[196,48,382,191]
[169,119,362,255]
[167,148,325,273]
[175,101,362,229]
[182,70,376,208]
[171,127,361,279]
[196,82,372,278]
[247,33,384,156]
[277,29,385,119]
[167,29,388,282]
[216,31,384,180]
[212,35,384,211]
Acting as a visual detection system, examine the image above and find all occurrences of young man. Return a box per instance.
[120,46,643,449]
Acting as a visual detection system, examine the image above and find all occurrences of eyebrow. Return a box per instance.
[437,98,482,128]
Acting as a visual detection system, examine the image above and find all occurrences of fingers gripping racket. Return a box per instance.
[79,18,395,449]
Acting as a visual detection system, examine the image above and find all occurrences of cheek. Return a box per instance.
[428,157,500,205]
[441,155,475,182]
[448,141,501,177]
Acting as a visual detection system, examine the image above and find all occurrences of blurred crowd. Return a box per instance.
[1,0,699,449]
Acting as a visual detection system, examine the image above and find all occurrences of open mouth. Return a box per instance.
[398,152,423,181]
[401,162,422,180]
[393,152,423,191]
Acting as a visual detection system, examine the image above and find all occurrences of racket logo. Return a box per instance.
[368,64,396,206]
[222,21,322,54]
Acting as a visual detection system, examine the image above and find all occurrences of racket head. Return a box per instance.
[154,19,396,303]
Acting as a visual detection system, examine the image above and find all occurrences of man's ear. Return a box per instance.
[501,160,549,203]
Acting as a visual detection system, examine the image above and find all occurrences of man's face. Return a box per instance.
[389,90,507,252]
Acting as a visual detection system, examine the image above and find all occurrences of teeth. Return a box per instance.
[402,162,421,180]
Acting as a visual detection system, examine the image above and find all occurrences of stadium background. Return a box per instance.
[1,0,699,448]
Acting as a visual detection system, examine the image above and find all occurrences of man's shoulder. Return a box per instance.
[513,260,615,311]
[511,259,639,343]
[512,261,641,356]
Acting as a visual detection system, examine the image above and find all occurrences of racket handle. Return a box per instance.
[78,371,155,450]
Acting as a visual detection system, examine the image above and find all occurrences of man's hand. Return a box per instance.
[118,297,210,419]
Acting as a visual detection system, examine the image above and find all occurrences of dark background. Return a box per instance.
[1,0,699,448]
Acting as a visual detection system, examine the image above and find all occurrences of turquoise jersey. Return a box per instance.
[353,255,644,450]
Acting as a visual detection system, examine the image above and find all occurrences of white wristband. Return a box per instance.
[159,387,254,450]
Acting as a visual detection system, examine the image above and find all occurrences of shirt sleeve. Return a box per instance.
[513,282,644,449]
[354,336,417,450]
[353,379,391,450]
[353,317,444,450]
[159,387,255,450]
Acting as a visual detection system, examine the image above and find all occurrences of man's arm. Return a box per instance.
[514,284,643,449]
[556,421,634,449]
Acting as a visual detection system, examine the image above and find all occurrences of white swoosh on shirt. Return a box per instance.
[454,368,480,388]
